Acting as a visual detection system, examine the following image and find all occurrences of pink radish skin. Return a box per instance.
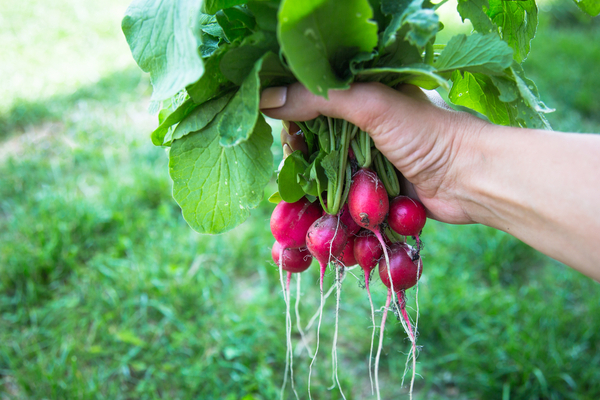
[354,231,383,277]
[388,196,427,237]
[338,203,361,235]
[347,169,389,230]
[271,241,313,273]
[306,214,348,289]
[378,243,422,291]
[338,235,357,267]
[270,198,322,249]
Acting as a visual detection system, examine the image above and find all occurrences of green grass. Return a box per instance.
[2,2,600,400]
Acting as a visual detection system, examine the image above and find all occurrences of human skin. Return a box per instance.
[260,82,600,281]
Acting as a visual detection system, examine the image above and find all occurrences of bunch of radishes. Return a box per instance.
[270,152,427,398]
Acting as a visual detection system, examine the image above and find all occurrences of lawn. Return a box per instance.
[1,1,599,399]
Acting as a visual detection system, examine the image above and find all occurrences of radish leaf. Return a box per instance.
[217,57,263,146]
[122,0,204,101]
[167,92,235,144]
[449,71,510,125]
[435,33,513,75]
[278,0,378,97]
[487,0,538,63]
[169,115,273,234]
[278,151,309,202]
[573,0,600,16]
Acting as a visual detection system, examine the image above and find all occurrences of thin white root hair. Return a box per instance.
[366,282,376,396]
[294,274,314,358]
[374,290,392,400]
[286,273,300,400]
[304,270,347,331]
[328,264,347,399]
[278,253,290,400]
[307,274,326,400]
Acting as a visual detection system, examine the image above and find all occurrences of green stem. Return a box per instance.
[425,41,434,65]
[361,130,372,169]
[331,120,351,214]
[374,152,400,197]
[351,139,366,167]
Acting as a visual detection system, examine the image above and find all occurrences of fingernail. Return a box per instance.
[260,87,287,109]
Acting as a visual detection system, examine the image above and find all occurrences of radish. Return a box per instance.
[353,230,383,394]
[305,214,348,288]
[377,242,423,400]
[305,213,347,400]
[271,197,322,250]
[347,169,389,231]
[339,203,361,235]
[378,243,422,291]
[337,235,357,267]
[388,195,427,237]
[271,241,313,275]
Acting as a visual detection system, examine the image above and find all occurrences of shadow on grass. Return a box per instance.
[0,67,149,138]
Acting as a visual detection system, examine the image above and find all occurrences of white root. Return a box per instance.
[294,274,314,358]
[328,263,347,399]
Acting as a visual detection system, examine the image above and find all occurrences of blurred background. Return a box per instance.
[1,0,599,399]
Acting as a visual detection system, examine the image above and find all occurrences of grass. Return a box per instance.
[1,2,600,400]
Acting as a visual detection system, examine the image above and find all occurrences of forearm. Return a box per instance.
[461,124,600,280]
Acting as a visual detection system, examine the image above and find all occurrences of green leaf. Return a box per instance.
[167,92,235,144]
[268,191,283,204]
[381,0,437,49]
[573,0,600,16]
[456,0,494,33]
[435,33,513,75]
[187,45,236,105]
[449,70,510,125]
[151,98,197,146]
[278,0,378,97]
[199,14,227,58]
[278,151,309,203]
[169,115,273,234]
[321,150,339,185]
[220,31,278,85]
[356,64,449,90]
[487,0,538,63]
[259,52,296,87]
[489,75,519,103]
[509,63,554,114]
[248,1,279,31]
[122,0,204,101]
[216,6,256,42]
[403,8,439,47]
[217,57,263,147]
[204,0,249,15]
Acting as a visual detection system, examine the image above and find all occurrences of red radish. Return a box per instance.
[378,243,422,291]
[270,198,322,249]
[354,231,383,279]
[337,235,357,267]
[271,241,313,273]
[388,196,427,237]
[348,169,389,230]
[339,203,361,235]
[306,214,348,284]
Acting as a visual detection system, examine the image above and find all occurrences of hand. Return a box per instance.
[260,82,487,225]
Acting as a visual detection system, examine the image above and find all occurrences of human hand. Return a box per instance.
[260,82,488,225]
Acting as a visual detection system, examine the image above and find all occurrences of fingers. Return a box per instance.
[261,82,427,141]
